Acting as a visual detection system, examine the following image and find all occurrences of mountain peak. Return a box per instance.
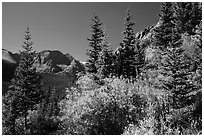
[2,48,17,64]
[2,49,85,74]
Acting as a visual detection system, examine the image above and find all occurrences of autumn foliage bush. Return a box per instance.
[58,74,170,134]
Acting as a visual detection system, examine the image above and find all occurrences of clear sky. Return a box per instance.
[2,2,161,62]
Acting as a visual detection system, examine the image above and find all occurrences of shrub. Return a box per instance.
[123,90,202,135]
[59,75,147,135]
[58,73,201,135]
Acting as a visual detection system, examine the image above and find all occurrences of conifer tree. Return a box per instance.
[3,91,20,134]
[154,2,174,51]
[117,9,136,78]
[134,41,146,77]
[30,86,59,134]
[167,2,202,109]
[161,27,196,109]
[149,2,174,83]
[173,2,202,35]
[3,26,44,134]
[97,35,114,78]
[110,52,120,77]
[40,86,59,118]
[153,3,200,129]
[86,15,105,73]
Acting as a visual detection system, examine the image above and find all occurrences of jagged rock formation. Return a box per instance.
[34,50,68,73]
[135,25,154,41]
[114,19,164,62]
[2,49,85,94]
[2,49,85,79]
[34,50,84,73]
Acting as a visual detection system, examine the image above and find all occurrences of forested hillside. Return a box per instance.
[2,2,202,135]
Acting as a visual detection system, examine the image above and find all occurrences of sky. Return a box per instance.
[2,2,161,62]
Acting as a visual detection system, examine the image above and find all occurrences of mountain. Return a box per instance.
[2,49,20,94]
[2,49,85,95]
[34,50,71,73]
[2,49,20,81]
[2,49,18,64]
[34,50,85,73]
[2,49,85,74]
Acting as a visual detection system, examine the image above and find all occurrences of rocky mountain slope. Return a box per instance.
[114,20,161,61]
[34,50,84,73]
[2,49,85,76]
[2,49,85,94]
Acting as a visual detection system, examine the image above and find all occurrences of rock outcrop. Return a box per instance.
[34,50,85,73]
[2,49,85,78]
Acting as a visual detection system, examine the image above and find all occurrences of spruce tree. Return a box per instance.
[134,40,146,77]
[2,91,20,134]
[117,9,136,78]
[161,27,196,109]
[30,86,59,134]
[97,35,113,78]
[148,2,174,86]
[163,3,202,130]
[154,2,174,51]
[173,2,202,35]
[40,86,59,118]
[86,15,105,73]
[3,26,44,134]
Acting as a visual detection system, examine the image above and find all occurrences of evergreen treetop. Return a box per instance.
[173,2,202,35]
[121,9,136,49]
[86,15,105,73]
[117,9,137,78]
[154,2,174,51]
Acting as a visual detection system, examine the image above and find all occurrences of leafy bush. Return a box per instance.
[123,90,202,135]
[59,75,149,135]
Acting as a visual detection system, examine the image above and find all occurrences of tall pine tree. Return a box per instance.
[170,2,202,109]
[154,2,174,51]
[147,2,175,87]
[173,2,202,35]
[86,15,105,73]
[97,34,114,78]
[117,9,136,78]
[3,26,44,134]
[161,27,196,109]
[152,3,200,130]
